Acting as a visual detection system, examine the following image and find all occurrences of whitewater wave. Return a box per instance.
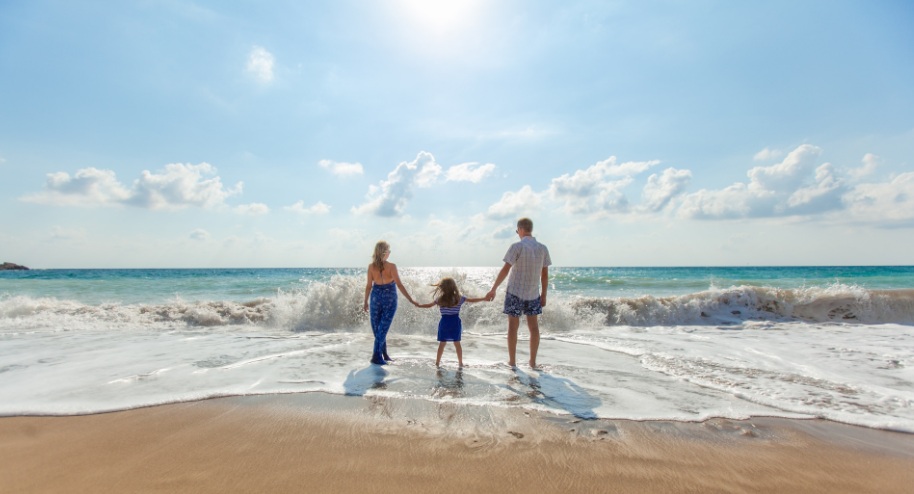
[3,274,913,333]
[568,285,914,327]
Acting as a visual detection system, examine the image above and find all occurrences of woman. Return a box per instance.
[363,241,416,365]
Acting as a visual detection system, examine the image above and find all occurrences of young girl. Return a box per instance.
[413,277,486,367]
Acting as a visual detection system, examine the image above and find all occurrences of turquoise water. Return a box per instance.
[2,266,913,305]
[3,265,914,429]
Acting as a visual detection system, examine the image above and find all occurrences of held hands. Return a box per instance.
[485,289,497,302]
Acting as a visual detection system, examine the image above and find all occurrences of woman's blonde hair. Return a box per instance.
[432,277,461,307]
[372,241,389,274]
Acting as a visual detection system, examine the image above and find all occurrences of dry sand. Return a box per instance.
[1,393,912,493]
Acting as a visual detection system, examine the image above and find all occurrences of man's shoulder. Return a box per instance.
[523,236,548,248]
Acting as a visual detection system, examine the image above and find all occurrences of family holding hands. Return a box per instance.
[362,218,551,369]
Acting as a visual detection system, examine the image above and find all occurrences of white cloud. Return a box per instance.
[319,159,364,178]
[677,182,757,219]
[234,202,270,215]
[848,153,880,181]
[23,163,243,211]
[492,224,516,239]
[784,163,844,214]
[352,151,442,216]
[753,147,784,161]
[487,185,542,219]
[746,144,822,192]
[547,157,658,214]
[640,167,692,212]
[246,46,275,83]
[445,162,496,183]
[678,144,837,219]
[844,172,914,226]
[25,167,131,206]
[285,200,330,215]
[127,163,242,210]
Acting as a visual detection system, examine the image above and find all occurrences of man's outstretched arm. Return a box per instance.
[486,263,512,301]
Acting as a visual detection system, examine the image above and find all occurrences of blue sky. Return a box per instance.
[1,0,913,268]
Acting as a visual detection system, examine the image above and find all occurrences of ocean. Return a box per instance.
[2,266,913,432]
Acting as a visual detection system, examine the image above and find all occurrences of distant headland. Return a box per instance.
[1,262,29,271]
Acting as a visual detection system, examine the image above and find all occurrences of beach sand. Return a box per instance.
[1,393,912,493]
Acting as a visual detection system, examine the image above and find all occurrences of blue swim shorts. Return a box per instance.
[503,291,543,317]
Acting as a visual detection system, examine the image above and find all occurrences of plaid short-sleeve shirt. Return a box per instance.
[503,236,551,300]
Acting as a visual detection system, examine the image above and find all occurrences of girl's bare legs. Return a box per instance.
[454,341,463,367]
[436,341,446,367]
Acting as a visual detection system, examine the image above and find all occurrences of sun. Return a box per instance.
[393,0,484,38]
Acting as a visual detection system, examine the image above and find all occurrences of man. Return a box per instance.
[485,217,552,368]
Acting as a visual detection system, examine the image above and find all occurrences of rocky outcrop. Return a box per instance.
[0,262,29,271]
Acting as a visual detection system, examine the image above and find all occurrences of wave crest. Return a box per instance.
[2,280,913,333]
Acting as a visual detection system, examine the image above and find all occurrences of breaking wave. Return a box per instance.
[2,273,913,333]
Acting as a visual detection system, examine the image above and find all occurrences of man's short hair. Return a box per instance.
[517,217,533,232]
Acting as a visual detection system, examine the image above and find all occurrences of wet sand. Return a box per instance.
[1,393,912,493]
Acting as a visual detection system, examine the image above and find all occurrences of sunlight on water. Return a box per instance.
[2,266,913,431]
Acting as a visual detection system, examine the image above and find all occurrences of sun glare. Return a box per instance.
[393,0,483,37]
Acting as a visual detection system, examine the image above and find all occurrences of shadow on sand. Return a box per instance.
[507,368,601,420]
[343,365,389,396]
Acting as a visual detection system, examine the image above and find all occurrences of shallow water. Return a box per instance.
[2,266,913,432]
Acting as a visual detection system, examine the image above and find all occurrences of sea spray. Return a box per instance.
[3,267,914,430]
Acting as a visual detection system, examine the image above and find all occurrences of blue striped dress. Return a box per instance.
[437,296,466,342]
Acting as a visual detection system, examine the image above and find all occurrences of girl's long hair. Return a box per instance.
[432,277,461,307]
[372,241,389,275]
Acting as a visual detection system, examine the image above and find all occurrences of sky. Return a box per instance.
[1,0,913,268]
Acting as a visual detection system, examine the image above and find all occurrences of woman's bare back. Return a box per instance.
[368,262,396,285]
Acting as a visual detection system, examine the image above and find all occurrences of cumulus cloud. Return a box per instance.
[487,185,542,219]
[848,153,880,181]
[30,167,132,206]
[352,151,442,216]
[547,156,659,214]
[233,202,270,215]
[492,224,517,239]
[285,200,331,215]
[128,163,242,210]
[844,172,914,226]
[445,162,496,183]
[246,46,275,83]
[747,144,822,192]
[319,159,364,178]
[785,163,844,214]
[641,168,692,212]
[23,163,244,211]
[678,144,842,219]
[753,147,784,161]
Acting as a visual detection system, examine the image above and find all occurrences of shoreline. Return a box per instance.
[2,393,912,493]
